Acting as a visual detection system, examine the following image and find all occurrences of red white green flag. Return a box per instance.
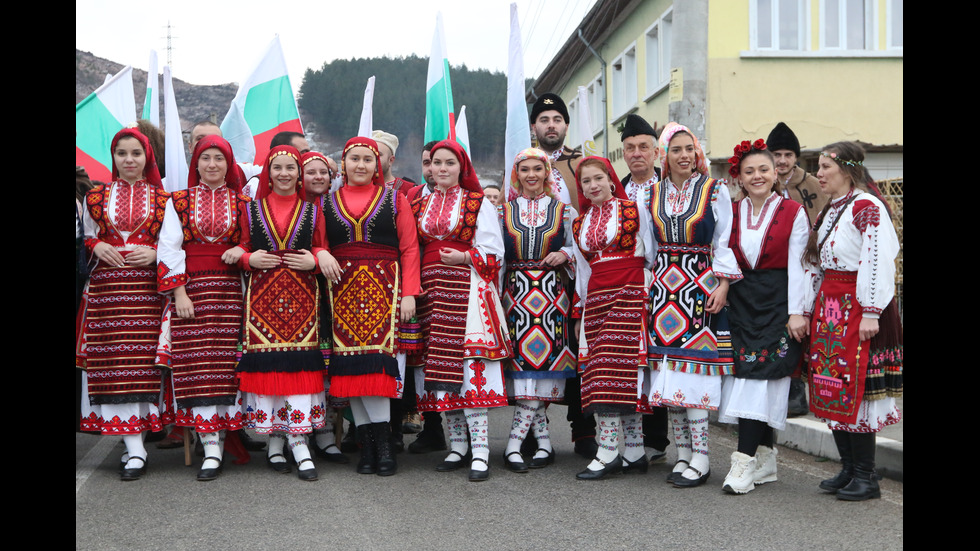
[424,13,456,144]
[75,65,136,183]
[220,35,303,165]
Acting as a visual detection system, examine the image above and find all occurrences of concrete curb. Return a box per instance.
[777,416,903,482]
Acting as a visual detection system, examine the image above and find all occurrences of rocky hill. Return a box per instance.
[76,49,238,132]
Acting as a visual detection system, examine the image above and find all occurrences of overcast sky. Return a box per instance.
[76,0,597,93]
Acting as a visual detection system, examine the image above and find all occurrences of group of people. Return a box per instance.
[76,93,901,502]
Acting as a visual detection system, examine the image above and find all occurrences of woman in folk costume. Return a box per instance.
[300,151,350,466]
[236,145,333,482]
[413,139,511,481]
[641,122,742,488]
[717,140,809,494]
[570,156,655,480]
[318,138,421,476]
[77,127,170,481]
[156,135,251,481]
[499,148,577,473]
[803,141,901,501]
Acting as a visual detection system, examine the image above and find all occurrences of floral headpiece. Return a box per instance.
[821,151,863,167]
[728,138,768,179]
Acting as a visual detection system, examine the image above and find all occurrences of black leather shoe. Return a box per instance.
[468,457,490,481]
[622,455,649,474]
[529,449,555,469]
[672,466,710,488]
[436,450,471,472]
[576,455,623,480]
[835,433,880,501]
[120,456,147,481]
[504,451,528,473]
[197,456,223,482]
[297,458,319,481]
[409,429,448,454]
[666,460,689,484]
[573,438,599,459]
[238,430,266,451]
[314,443,351,464]
[267,453,292,474]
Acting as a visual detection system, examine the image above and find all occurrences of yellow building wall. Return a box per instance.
[705,0,903,161]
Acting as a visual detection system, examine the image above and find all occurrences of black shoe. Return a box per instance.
[573,438,599,459]
[622,455,649,474]
[435,450,471,472]
[297,458,319,482]
[672,466,710,488]
[314,443,350,464]
[356,425,377,475]
[374,423,397,476]
[267,453,291,474]
[238,430,266,451]
[787,378,809,417]
[390,430,405,455]
[529,449,556,469]
[576,455,623,480]
[340,424,358,453]
[120,456,147,481]
[820,430,854,493]
[468,457,490,481]
[408,430,448,454]
[666,460,689,484]
[197,456,223,482]
[836,433,880,501]
[504,451,528,473]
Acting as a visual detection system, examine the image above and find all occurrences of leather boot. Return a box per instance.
[356,424,377,474]
[819,430,854,493]
[787,378,809,417]
[837,433,881,501]
[374,422,397,476]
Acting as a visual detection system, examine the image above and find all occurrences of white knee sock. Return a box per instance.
[465,408,490,471]
[531,403,552,459]
[588,413,620,470]
[268,433,287,463]
[287,434,314,471]
[443,410,468,463]
[621,413,645,462]
[686,408,710,479]
[199,431,223,469]
[122,433,147,469]
[669,407,692,473]
[506,400,538,456]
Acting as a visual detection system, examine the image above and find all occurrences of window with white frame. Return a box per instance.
[566,96,580,147]
[821,0,875,50]
[611,44,637,118]
[751,0,807,50]
[645,9,672,96]
[887,0,903,49]
[587,74,604,134]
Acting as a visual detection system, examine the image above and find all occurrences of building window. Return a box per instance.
[887,0,903,49]
[821,0,875,50]
[611,44,637,119]
[645,9,672,96]
[751,0,807,50]
[587,74,604,134]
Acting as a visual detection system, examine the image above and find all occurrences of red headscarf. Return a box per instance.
[255,145,303,201]
[188,135,242,192]
[430,140,482,196]
[340,137,385,188]
[301,151,335,201]
[574,156,628,212]
[110,127,163,189]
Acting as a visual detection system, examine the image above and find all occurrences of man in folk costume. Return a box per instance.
[373,130,424,202]
[523,92,596,459]
[618,114,671,464]
[766,122,827,417]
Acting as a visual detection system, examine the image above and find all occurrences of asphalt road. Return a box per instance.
[76,406,903,550]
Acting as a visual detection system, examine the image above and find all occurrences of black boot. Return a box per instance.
[837,433,880,501]
[356,424,377,474]
[341,422,358,453]
[820,430,854,493]
[374,422,397,476]
[787,378,809,417]
[409,412,447,454]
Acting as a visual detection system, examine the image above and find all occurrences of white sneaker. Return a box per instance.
[722,451,756,494]
[754,445,778,485]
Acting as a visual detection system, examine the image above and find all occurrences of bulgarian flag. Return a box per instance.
[424,13,455,143]
[141,50,159,126]
[455,105,470,154]
[75,65,137,183]
[220,35,303,166]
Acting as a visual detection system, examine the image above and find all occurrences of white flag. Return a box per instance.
[163,66,188,192]
[504,2,532,200]
[576,86,599,156]
[358,76,376,137]
[142,50,160,126]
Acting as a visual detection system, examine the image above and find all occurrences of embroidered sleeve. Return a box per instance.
[853,198,898,316]
[83,185,106,252]
[560,205,577,278]
[468,197,506,283]
[709,182,743,281]
[157,197,189,292]
[787,205,810,315]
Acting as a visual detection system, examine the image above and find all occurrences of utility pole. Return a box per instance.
[668,0,708,143]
